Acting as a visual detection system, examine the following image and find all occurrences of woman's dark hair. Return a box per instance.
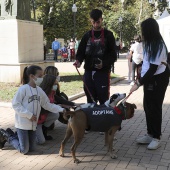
[22,65,42,84]
[90,9,102,21]
[134,35,141,42]
[141,18,167,62]
[44,66,58,77]
[40,74,56,96]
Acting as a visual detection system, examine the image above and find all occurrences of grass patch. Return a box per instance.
[0,72,118,102]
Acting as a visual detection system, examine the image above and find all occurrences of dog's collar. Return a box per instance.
[117,103,127,120]
[114,107,122,115]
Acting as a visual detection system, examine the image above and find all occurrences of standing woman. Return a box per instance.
[130,18,169,149]
[129,35,143,85]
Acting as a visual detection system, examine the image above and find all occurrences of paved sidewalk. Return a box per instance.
[0,55,170,170]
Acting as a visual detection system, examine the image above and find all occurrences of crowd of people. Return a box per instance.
[0,9,169,155]
[51,37,80,62]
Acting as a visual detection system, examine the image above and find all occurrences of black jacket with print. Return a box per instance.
[76,29,117,72]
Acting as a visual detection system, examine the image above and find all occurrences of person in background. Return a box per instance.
[126,40,135,82]
[130,18,169,150]
[0,65,65,154]
[44,44,47,60]
[129,35,143,85]
[75,38,79,55]
[69,38,75,61]
[52,38,60,62]
[115,38,120,58]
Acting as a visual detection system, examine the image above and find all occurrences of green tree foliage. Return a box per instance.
[35,0,101,44]
[34,0,159,47]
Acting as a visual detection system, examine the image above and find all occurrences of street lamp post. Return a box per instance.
[72,3,77,39]
[119,16,123,42]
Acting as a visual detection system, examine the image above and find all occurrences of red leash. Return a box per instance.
[75,66,96,103]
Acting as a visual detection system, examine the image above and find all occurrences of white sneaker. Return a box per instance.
[147,138,161,150]
[130,81,135,86]
[136,134,153,144]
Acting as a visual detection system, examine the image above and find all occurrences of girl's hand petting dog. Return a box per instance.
[30,115,37,122]
[130,84,139,93]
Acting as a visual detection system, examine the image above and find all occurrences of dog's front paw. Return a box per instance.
[74,158,81,164]
[110,154,117,159]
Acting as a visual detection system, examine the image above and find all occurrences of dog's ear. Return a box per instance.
[132,104,137,109]
[109,94,117,103]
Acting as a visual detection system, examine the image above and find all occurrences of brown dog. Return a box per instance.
[59,102,137,164]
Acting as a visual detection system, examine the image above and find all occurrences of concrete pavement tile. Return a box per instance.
[157,166,168,170]
[114,168,127,170]
[5,164,25,170]
[126,165,147,170]
[126,148,136,155]
[160,158,170,164]
[150,155,162,161]
[128,158,140,166]
[52,167,71,170]
[42,161,60,170]
[149,161,169,167]
[135,152,152,157]
[139,163,158,169]
[162,152,170,160]
[93,165,106,170]
[140,157,151,163]
[117,160,129,168]
[105,162,119,170]
[83,167,94,170]
[11,157,27,164]
[55,158,72,168]
[19,160,38,167]
[124,153,142,159]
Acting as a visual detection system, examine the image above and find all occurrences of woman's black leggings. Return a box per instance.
[143,67,169,139]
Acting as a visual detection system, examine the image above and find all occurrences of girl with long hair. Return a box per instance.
[130,18,169,150]
[36,74,64,144]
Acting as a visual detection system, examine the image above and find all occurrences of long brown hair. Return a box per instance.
[40,75,56,96]
[44,66,58,76]
[44,66,60,91]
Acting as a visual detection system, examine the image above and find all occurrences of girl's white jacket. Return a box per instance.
[12,84,64,131]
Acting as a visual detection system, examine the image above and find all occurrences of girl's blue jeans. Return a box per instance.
[8,128,36,155]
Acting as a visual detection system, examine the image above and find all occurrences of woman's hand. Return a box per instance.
[130,84,139,93]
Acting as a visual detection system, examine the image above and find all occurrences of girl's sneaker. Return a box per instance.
[136,134,153,144]
[147,138,161,150]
